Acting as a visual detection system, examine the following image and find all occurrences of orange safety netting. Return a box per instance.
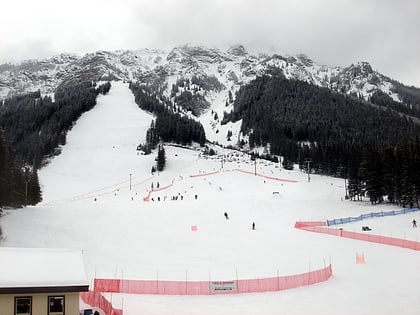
[234,169,298,183]
[295,221,420,251]
[189,171,220,178]
[80,291,122,315]
[93,265,332,295]
[143,183,173,201]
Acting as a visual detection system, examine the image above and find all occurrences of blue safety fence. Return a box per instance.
[326,207,420,226]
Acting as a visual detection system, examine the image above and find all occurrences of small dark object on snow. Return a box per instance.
[224,212,229,219]
[362,226,371,231]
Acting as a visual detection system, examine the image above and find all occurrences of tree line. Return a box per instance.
[0,81,111,207]
[129,82,206,152]
[223,70,420,206]
[0,129,41,207]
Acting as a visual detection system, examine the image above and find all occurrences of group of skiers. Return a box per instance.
[150,193,199,202]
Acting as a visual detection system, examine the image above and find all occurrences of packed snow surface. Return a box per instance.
[1,82,419,315]
[0,247,88,287]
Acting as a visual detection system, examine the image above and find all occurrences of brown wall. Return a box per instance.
[0,292,80,315]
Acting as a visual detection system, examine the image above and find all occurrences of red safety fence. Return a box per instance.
[189,171,220,178]
[295,221,327,228]
[295,221,420,251]
[80,291,123,315]
[93,265,332,295]
[143,184,173,201]
[234,169,298,183]
[188,169,298,183]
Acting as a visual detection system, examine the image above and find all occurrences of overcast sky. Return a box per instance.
[1,0,419,87]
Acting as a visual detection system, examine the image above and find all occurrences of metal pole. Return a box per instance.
[254,158,257,176]
[25,180,28,205]
[344,176,347,197]
[129,173,132,191]
[305,158,311,182]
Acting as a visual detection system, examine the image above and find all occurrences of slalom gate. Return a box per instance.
[93,265,332,295]
[295,220,420,251]
[80,291,122,315]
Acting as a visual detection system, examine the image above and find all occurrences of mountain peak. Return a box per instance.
[166,45,229,69]
[295,54,314,67]
[346,61,374,75]
[227,44,248,56]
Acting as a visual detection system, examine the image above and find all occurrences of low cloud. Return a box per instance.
[1,0,419,86]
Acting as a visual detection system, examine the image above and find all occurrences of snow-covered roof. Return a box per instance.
[0,247,89,293]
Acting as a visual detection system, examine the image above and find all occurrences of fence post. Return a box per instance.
[308,262,311,285]
[236,268,239,293]
[208,271,211,295]
[121,270,124,294]
[185,270,188,295]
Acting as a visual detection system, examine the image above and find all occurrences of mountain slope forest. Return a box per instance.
[222,70,420,206]
[0,81,111,208]
[1,63,420,209]
[129,81,206,152]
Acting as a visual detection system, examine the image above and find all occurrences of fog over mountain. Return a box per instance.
[1,0,419,87]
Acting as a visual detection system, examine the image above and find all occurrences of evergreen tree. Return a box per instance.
[382,147,396,203]
[0,129,36,207]
[0,129,11,206]
[26,168,42,205]
[347,147,363,201]
[361,150,384,204]
[395,139,413,207]
[157,145,166,172]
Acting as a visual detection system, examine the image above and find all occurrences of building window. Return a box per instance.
[15,297,32,315]
[48,296,65,315]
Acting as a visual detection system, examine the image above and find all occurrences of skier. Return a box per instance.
[413,219,417,228]
[224,212,229,219]
[252,222,255,230]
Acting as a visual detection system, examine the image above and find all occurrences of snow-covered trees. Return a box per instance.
[130,82,206,147]
[222,71,420,207]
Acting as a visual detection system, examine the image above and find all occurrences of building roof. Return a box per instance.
[0,247,89,294]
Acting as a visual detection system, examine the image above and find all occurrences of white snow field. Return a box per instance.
[1,82,420,315]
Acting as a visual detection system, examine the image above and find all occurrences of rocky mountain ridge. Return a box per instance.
[0,44,407,104]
